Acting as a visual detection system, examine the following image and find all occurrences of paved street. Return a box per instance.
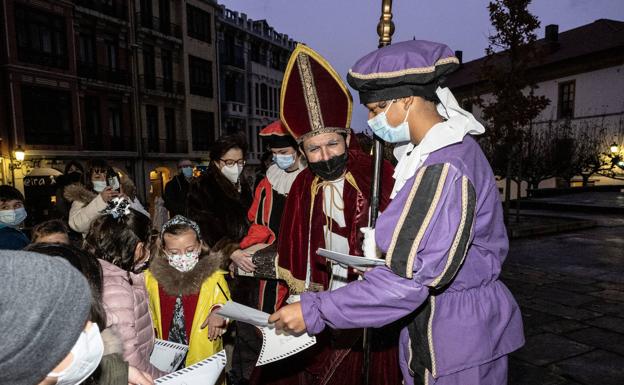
[504,222,624,385]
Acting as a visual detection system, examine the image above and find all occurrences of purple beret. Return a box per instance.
[347,40,459,104]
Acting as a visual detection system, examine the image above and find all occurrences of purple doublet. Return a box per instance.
[301,135,524,385]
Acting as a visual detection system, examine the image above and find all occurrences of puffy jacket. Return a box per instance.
[64,184,107,234]
[99,259,165,379]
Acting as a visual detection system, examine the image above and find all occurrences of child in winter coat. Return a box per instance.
[145,215,231,369]
[84,197,165,379]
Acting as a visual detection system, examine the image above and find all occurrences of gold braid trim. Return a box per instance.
[277,267,323,294]
[348,57,460,80]
[344,171,362,194]
[277,267,306,294]
[297,53,325,133]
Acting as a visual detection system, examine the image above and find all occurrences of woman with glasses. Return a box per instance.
[186,135,255,385]
[64,159,121,235]
[187,135,252,248]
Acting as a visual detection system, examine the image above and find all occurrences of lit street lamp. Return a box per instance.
[9,145,26,186]
[14,145,26,162]
[610,142,619,155]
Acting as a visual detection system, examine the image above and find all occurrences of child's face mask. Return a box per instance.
[166,249,200,272]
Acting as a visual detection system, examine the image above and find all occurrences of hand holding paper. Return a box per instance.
[217,301,316,366]
[268,302,306,334]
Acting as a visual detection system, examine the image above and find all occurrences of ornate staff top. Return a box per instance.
[377,0,394,48]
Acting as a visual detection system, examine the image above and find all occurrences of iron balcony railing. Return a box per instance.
[139,75,185,95]
[83,135,136,152]
[136,12,181,38]
[77,62,130,85]
[143,138,188,153]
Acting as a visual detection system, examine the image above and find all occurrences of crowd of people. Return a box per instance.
[1,39,523,385]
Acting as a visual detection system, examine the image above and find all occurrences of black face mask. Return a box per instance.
[308,152,348,181]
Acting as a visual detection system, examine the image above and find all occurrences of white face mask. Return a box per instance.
[48,323,104,385]
[167,249,201,272]
[0,207,27,226]
[367,100,412,143]
[221,164,243,184]
[92,181,107,193]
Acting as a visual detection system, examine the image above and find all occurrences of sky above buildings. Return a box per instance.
[218,0,624,131]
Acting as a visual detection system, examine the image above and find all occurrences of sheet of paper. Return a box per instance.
[155,350,227,385]
[316,248,386,270]
[217,300,271,327]
[256,326,316,366]
[150,339,189,373]
[217,301,317,366]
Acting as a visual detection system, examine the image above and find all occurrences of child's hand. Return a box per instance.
[205,313,226,340]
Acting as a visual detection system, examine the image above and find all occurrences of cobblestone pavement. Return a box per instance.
[504,225,624,385]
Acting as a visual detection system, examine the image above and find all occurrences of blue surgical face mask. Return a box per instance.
[92,180,107,193]
[367,100,412,143]
[273,153,296,170]
[0,207,27,227]
[181,166,194,178]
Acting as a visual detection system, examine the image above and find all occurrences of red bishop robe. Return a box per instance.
[252,145,402,385]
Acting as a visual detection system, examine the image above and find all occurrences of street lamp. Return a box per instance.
[609,142,619,155]
[14,146,25,162]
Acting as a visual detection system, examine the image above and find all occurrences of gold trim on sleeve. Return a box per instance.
[430,175,469,287]
[384,166,427,269]
[404,164,449,279]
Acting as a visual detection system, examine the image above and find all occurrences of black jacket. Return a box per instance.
[163,173,190,218]
[186,164,252,248]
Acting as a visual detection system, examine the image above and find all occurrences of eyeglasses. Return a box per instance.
[220,159,246,167]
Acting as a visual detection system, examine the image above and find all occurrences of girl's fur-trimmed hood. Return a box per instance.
[63,183,97,204]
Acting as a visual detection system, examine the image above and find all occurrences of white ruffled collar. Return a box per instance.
[390,87,485,198]
[265,162,305,195]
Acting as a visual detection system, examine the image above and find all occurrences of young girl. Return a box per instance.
[84,197,165,379]
[144,215,231,369]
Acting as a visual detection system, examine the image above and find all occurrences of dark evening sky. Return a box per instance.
[218,0,624,130]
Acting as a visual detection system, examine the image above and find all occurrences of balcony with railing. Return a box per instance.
[139,75,184,95]
[136,13,181,38]
[144,138,188,154]
[190,83,213,98]
[77,62,130,85]
[76,0,127,20]
[220,52,245,69]
[83,135,136,152]
[17,48,67,69]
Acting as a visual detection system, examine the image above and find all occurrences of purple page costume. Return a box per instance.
[299,40,524,385]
